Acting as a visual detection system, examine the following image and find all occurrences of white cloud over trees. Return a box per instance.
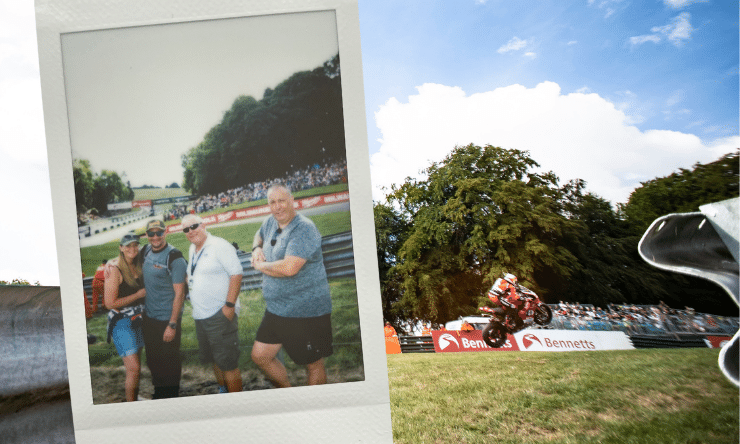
[370,82,737,204]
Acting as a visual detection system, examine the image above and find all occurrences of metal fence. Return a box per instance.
[83,231,355,306]
[546,308,738,338]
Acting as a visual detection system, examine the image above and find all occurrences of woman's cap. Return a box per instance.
[120,233,140,246]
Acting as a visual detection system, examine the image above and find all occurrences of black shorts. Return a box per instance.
[255,311,333,365]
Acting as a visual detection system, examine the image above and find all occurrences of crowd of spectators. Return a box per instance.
[163,160,347,220]
[548,301,738,336]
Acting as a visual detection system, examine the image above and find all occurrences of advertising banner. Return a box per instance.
[132,199,152,208]
[512,330,634,352]
[431,330,519,353]
[431,330,634,353]
[705,335,732,349]
[151,195,194,204]
[106,201,132,211]
[78,225,90,238]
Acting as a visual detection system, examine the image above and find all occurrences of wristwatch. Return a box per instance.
[168,322,177,329]
[225,301,235,308]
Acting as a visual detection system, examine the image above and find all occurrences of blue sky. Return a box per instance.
[0,0,737,284]
[360,0,738,148]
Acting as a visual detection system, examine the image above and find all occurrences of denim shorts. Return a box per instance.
[111,316,144,357]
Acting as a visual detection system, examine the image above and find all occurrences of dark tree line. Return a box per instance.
[182,54,345,195]
[375,145,739,327]
[73,159,134,215]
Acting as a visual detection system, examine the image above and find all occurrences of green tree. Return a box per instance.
[374,201,412,328]
[380,144,582,324]
[73,159,95,212]
[617,151,740,314]
[554,183,669,307]
[181,54,344,195]
[91,170,134,214]
[0,278,40,286]
[620,151,739,235]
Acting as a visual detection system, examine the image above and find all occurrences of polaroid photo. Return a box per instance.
[35,0,392,442]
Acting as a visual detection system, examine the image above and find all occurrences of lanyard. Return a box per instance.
[190,246,206,275]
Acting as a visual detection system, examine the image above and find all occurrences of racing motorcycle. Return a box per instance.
[479,283,553,348]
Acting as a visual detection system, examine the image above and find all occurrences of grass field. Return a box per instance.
[386,349,739,444]
[132,187,191,201]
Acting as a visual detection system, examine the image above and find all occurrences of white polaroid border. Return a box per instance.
[35,0,392,442]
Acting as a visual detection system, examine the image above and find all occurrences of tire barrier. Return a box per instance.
[0,287,68,396]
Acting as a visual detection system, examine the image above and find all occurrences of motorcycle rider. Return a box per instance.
[489,273,526,330]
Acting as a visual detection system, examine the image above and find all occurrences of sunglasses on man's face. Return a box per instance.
[183,223,200,233]
[146,230,164,237]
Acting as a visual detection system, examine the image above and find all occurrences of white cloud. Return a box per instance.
[370,82,736,205]
[523,52,537,59]
[567,40,578,46]
[613,90,650,125]
[629,35,662,46]
[632,12,693,48]
[665,90,683,107]
[588,0,626,18]
[663,0,708,9]
[576,86,592,94]
[497,36,528,54]
[652,12,692,46]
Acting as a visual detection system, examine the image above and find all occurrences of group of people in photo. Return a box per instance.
[99,184,333,401]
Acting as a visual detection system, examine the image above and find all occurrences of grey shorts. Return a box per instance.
[195,309,240,371]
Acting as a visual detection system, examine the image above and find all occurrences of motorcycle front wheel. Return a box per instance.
[481,321,508,348]
[534,304,553,325]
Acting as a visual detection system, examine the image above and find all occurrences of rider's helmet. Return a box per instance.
[504,273,518,285]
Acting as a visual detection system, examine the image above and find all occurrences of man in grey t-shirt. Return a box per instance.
[141,220,187,399]
[251,184,333,387]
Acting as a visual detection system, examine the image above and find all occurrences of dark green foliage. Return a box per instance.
[91,170,134,214]
[182,54,345,195]
[374,201,412,327]
[73,159,134,214]
[620,151,739,235]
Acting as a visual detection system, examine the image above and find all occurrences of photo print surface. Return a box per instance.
[36,1,391,442]
[63,10,362,403]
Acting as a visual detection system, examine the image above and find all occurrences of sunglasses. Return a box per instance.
[270,228,283,246]
[183,223,201,233]
[146,230,164,237]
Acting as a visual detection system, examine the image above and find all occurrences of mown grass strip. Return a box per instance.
[387,349,738,444]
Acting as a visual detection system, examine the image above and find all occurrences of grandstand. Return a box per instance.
[164,160,347,221]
